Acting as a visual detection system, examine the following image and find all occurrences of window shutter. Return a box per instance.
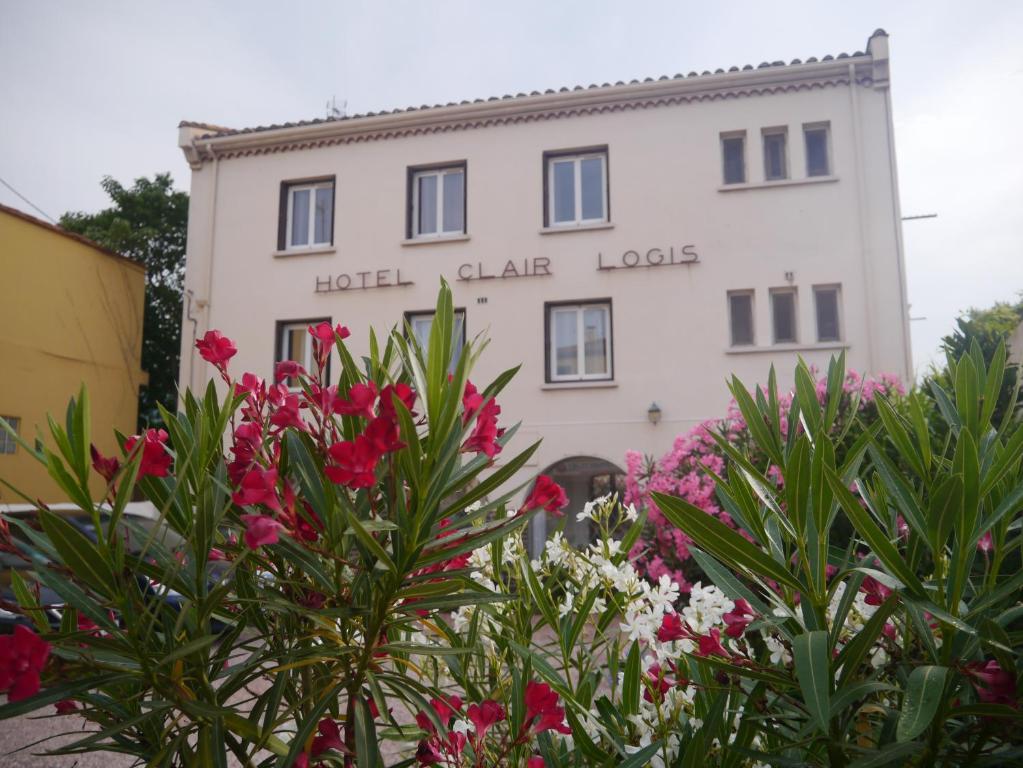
[277,183,289,251]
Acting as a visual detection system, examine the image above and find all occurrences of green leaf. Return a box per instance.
[792,630,831,732]
[618,741,664,768]
[848,743,924,768]
[896,665,948,741]
[354,697,381,768]
[622,641,641,717]
[652,493,803,593]
[39,509,117,596]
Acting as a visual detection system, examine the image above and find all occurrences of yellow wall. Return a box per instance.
[0,208,146,503]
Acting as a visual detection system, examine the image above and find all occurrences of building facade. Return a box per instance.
[177,30,911,550]
[0,204,147,504]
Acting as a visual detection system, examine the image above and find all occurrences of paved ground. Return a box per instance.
[1,711,136,767]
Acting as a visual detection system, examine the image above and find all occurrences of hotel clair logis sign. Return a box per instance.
[313,245,699,293]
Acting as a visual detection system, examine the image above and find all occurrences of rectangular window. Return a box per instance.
[278,178,335,251]
[409,164,466,238]
[771,288,798,344]
[0,416,19,455]
[814,285,842,342]
[728,291,755,346]
[721,132,746,184]
[762,128,788,181]
[546,301,612,382]
[275,319,328,386]
[544,148,608,227]
[804,123,831,177]
[405,310,466,371]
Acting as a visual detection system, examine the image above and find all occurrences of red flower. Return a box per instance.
[232,468,282,512]
[196,330,237,368]
[364,416,405,454]
[462,380,484,424]
[379,383,417,422]
[325,437,380,489]
[978,531,993,554]
[860,576,893,606]
[311,718,344,755]
[696,628,729,658]
[521,476,568,517]
[269,394,307,432]
[55,699,79,715]
[965,660,1017,707]
[466,699,505,738]
[124,429,172,478]
[528,758,546,768]
[657,612,692,642]
[90,444,120,483]
[722,598,757,638]
[240,514,284,549]
[523,681,571,735]
[308,321,350,343]
[337,382,379,419]
[275,360,306,384]
[462,398,504,458]
[0,624,50,702]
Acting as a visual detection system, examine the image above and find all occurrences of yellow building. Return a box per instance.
[0,203,147,503]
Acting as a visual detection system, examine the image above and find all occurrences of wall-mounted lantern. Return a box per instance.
[647,402,662,425]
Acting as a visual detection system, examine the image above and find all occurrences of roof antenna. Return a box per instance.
[326,96,347,119]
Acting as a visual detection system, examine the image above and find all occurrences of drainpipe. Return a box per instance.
[848,62,878,373]
[191,142,220,392]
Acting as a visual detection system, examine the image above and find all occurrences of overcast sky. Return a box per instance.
[2,0,1021,376]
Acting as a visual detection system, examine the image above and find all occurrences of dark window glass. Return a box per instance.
[722,136,746,184]
[729,293,754,346]
[805,128,830,177]
[764,132,787,180]
[442,171,465,233]
[772,291,797,343]
[0,416,19,454]
[815,288,841,341]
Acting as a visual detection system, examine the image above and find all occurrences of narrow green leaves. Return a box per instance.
[792,630,831,731]
[896,666,948,742]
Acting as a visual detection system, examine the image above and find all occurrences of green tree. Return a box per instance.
[931,297,1023,428]
[60,174,188,429]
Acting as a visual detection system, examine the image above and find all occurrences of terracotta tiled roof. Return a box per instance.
[0,202,144,271]
[181,32,884,142]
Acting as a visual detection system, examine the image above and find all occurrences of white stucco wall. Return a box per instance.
[177,32,910,534]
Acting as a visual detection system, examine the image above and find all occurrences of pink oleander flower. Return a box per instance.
[124,428,172,478]
[466,699,506,739]
[311,718,344,756]
[325,436,380,489]
[462,397,504,458]
[90,444,120,483]
[0,624,50,702]
[523,681,571,734]
[196,330,237,368]
[337,382,379,419]
[978,531,993,554]
[722,598,757,638]
[696,628,729,658]
[965,659,1017,707]
[657,612,692,642]
[274,360,305,384]
[55,699,79,714]
[232,467,282,512]
[860,575,893,606]
[240,514,284,549]
[521,475,568,516]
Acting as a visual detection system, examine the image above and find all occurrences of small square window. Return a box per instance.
[275,319,329,386]
[721,133,746,184]
[408,164,466,239]
[762,129,788,181]
[278,178,335,251]
[804,123,831,177]
[728,291,755,346]
[405,309,466,372]
[770,289,798,344]
[814,285,842,342]
[544,149,608,227]
[546,301,613,382]
[0,416,20,455]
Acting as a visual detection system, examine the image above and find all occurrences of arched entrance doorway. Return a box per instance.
[527,456,626,556]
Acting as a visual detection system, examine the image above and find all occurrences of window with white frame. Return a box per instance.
[409,164,466,238]
[276,319,326,385]
[770,288,798,344]
[278,178,334,251]
[762,128,788,181]
[0,416,19,454]
[546,302,612,382]
[814,285,842,342]
[728,291,755,347]
[804,123,831,177]
[544,149,608,227]
[405,310,466,371]
[721,132,747,185]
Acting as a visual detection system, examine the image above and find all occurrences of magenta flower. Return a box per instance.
[240,514,284,550]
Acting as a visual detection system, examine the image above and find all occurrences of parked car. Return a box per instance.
[0,503,226,634]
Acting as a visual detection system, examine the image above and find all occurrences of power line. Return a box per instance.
[0,175,57,224]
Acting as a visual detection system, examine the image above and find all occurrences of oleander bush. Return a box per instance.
[0,283,1020,767]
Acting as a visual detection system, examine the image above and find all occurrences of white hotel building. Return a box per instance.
[177,30,911,550]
